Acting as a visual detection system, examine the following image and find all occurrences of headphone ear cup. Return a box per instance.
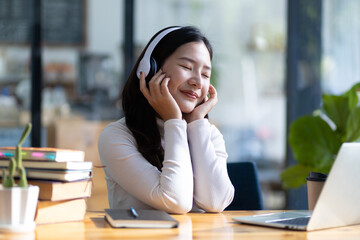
[146,57,158,82]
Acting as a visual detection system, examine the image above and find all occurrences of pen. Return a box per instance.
[130,206,139,218]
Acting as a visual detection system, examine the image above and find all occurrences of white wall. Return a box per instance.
[87,0,123,72]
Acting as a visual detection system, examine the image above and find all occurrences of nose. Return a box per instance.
[188,71,202,88]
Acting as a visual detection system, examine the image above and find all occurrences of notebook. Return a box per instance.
[233,142,360,231]
[105,208,178,228]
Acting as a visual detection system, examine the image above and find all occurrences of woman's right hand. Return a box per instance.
[139,70,182,121]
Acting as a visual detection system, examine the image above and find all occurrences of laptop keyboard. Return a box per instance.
[270,217,311,226]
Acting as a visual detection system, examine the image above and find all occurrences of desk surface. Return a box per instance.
[3,210,360,239]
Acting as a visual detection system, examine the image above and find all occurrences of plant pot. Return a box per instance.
[0,185,39,233]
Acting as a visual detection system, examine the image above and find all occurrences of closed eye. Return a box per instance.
[202,74,210,79]
[201,71,211,79]
[179,64,192,70]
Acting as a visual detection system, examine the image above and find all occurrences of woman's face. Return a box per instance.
[161,41,212,113]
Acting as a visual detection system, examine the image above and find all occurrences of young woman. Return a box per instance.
[98,26,234,214]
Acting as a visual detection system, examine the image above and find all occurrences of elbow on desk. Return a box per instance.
[165,200,193,214]
[160,195,193,214]
[167,205,192,214]
[196,186,235,213]
[198,202,228,213]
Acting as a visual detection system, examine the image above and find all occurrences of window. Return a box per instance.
[135,0,287,209]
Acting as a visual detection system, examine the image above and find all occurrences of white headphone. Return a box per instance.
[136,27,181,80]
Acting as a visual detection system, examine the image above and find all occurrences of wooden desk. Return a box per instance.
[3,211,360,239]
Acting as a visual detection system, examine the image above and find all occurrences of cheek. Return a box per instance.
[167,72,185,91]
[167,78,177,89]
[167,83,176,96]
[201,84,210,97]
[167,78,182,97]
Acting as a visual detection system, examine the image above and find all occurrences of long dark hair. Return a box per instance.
[121,26,213,171]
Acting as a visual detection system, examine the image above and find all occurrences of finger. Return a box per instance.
[149,69,163,83]
[139,72,151,99]
[149,73,166,96]
[160,77,171,95]
[147,69,163,87]
[208,85,217,100]
[209,84,216,95]
[201,85,217,109]
[147,69,163,93]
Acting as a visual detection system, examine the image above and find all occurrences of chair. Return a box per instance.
[226,161,264,210]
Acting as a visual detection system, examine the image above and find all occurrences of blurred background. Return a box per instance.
[0,0,359,210]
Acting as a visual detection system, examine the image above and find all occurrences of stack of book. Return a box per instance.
[0,147,92,224]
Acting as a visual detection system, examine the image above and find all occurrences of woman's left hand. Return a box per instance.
[183,84,218,123]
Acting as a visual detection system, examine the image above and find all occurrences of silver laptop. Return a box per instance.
[233,142,360,231]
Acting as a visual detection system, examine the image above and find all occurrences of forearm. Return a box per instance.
[187,119,234,212]
[98,120,193,214]
[158,119,194,212]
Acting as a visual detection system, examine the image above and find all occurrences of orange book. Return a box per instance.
[28,180,92,201]
[0,147,85,162]
[35,198,87,224]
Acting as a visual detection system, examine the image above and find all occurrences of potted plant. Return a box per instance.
[281,82,360,189]
[0,123,39,232]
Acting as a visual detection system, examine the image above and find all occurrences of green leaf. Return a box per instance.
[283,83,360,189]
[322,94,350,136]
[344,82,360,110]
[18,123,32,146]
[18,167,28,188]
[289,116,341,169]
[2,168,14,188]
[345,106,360,142]
[280,164,314,189]
[9,157,16,176]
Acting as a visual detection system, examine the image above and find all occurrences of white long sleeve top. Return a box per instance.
[98,117,234,214]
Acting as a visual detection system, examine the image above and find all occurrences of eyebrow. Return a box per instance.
[178,57,211,70]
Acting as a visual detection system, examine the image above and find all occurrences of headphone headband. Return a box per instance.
[136,27,181,79]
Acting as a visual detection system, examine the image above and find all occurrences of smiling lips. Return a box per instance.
[181,90,199,100]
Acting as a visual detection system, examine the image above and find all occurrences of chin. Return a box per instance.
[179,105,196,114]
[181,109,194,114]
